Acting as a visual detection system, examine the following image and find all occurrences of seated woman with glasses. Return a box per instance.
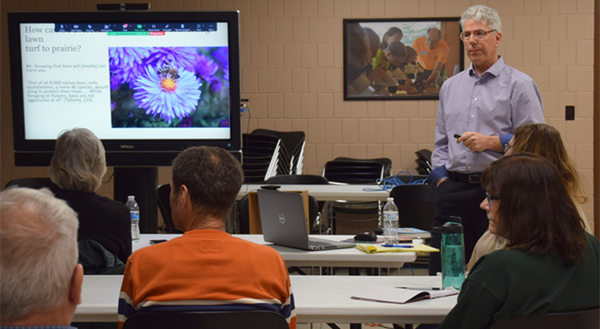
[438,154,599,329]
[50,128,131,264]
[467,123,592,271]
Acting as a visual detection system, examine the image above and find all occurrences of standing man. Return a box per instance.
[1,188,83,328]
[118,146,296,329]
[412,28,449,88]
[428,5,544,275]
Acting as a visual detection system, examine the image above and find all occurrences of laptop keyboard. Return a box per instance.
[308,240,335,249]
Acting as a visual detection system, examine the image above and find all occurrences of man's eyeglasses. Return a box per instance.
[459,30,497,41]
[486,192,500,204]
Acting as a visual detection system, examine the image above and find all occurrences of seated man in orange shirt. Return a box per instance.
[117,146,296,329]
[412,28,449,88]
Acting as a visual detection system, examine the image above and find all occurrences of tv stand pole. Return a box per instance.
[113,167,158,233]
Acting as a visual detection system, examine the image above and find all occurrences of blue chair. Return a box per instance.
[122,310,290,329]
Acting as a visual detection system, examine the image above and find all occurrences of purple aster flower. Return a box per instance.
[178,116,193,127]
[110,74,121,91]
[211,47,228,68]
[212,47,229,81]
[133,64,202,123]
[219,118,230,127]
[195,54,219,79]
[209,78,222,94]
[109,47,151,87]
[223,67,229,81]
[145,47,199,73]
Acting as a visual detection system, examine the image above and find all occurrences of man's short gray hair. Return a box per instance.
[460,5,502,33]
[0,187,79,322]
[50,128,107,193]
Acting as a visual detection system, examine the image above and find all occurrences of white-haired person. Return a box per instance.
[50,128,131,263]
[1,187,83,328]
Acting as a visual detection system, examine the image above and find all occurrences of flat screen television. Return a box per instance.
[8,11,241,167]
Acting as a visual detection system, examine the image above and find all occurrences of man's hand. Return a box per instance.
[437,177,448,187]
[456,132,503,152]
[368,65,387,82]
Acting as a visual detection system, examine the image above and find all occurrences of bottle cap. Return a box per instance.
[128,195,135,199]
[387,197,394,202]
[433,221,463,234]
[412,238,425,245]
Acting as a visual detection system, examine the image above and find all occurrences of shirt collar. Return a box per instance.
[469,56,505,78]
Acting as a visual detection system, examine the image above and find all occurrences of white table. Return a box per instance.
[74,275,456,324]
[238,184,390,202]
[135,234,417,268]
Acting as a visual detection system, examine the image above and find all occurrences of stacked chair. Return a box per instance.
[241,130,307,184]
[251,129,306,175]
[241,133,282,183]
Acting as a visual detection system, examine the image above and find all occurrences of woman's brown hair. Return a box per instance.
[481,154,587,265]
[512,124,586,203]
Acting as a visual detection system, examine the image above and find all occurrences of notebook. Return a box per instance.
[257,189,356,251]
[351,286,458,304]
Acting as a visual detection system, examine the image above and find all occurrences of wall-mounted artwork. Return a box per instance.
[344,18,464,101]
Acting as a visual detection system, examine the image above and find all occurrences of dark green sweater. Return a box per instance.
[439,232,600,329]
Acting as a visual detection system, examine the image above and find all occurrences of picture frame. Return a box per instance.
[344,17,464,101]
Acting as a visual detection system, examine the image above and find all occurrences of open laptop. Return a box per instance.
[257,189,356,251]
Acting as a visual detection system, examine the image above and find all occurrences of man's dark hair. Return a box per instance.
[481,154,587,265]
[386,41,406,58]
[172,146,244,219]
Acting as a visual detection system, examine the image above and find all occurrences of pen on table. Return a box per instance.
[380,244,414,248]
[398,286,441,291]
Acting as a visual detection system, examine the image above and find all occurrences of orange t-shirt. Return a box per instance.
[118,230,296,329]
[412,35,449,70]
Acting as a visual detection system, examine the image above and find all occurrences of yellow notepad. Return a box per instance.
[355,244,439,254]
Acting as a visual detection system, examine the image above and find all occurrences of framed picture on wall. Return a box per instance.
[344,17,464,101]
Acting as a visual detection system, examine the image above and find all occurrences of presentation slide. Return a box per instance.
[19,22,231,140]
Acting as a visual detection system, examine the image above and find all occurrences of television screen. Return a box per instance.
[343,17,464,101]
[8,11,241,166]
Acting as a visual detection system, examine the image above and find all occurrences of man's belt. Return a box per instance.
[449,172,482,184]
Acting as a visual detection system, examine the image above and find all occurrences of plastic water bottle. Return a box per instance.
[382,197,399,245]
[434,216,465,290]
[126,195,140,243]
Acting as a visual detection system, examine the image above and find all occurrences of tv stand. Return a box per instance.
[114,167,158,233]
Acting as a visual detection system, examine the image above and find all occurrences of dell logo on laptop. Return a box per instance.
[278,214,285,224]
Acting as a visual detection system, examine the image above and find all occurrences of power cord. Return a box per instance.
[363,171,428,192]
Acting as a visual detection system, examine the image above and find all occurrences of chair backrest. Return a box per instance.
[156,184,183,234]
[486,307,599,329]
[122,310,289,329]
[266,174,329,185]
[242,134,282,183]
[4,177,58,192]
[390,184,436,231]
[333,157,392,177]
[238,193,320,234]
[323,158,391,184]
[252,129,306,175]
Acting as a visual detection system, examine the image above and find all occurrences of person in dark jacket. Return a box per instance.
[50,128,131,263]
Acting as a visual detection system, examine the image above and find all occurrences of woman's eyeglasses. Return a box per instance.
[486,192,500,204]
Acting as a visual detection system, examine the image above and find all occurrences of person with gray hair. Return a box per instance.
[50,128,131,263]
[1,187,83,327]
[428,4,544,275]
